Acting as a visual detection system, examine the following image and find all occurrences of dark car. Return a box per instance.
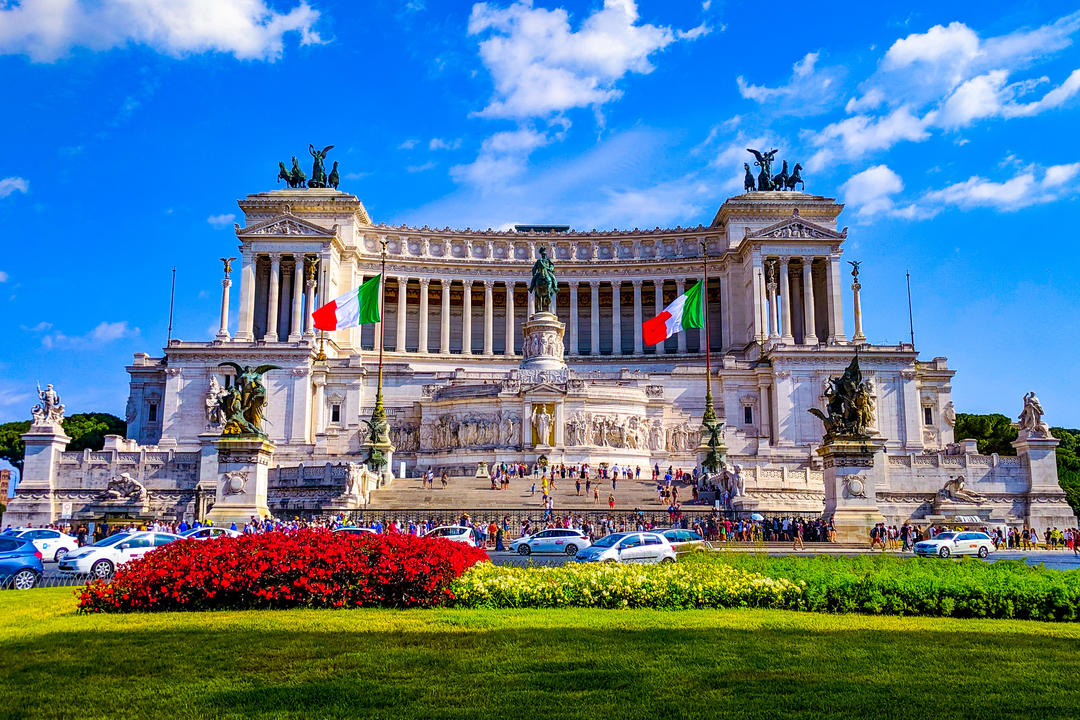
[0,536,44,590]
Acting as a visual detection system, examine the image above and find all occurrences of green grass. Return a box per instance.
[2,588,1079,719]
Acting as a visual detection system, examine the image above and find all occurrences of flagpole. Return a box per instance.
[699,239,723,476]
[375,237,387,418]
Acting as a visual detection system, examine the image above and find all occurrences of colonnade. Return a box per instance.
[234,252,319,342]
[759,255,845,345]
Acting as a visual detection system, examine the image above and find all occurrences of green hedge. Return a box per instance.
[451,554,1080,621]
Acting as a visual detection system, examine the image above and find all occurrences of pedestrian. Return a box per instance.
[608,493,615,510]
[593,487,600,504]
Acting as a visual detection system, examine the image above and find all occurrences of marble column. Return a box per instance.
[483,280,494,355]
[676,279,688,353]
[505,282,515,356]
[632,280,643,355]
[851,271,866,343]
[611,281,622,355]
[236,253,256,342]
[418,279,429,353]
[780,257,794,344]
[827,256,846,343]
[654,280,664,354]
[590,281,600,355]
[527,287,536,317]
[312,374,326,439]
[462,280,473,355]
[303,264,316,338]
[396,276,408,352]
[264,255,280,341]
[216,275,232,341]
[289,258,304,342]
[568,282,578,356]
[802,260,818,345]
[440,280,450,354]
[767,261,780,340]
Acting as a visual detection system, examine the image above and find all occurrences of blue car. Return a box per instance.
[0,535,44,590]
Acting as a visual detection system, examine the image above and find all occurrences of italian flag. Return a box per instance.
[642,280,704,346]
[312,274,381,331]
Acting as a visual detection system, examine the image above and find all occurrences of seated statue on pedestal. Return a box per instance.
[938,475,985,505]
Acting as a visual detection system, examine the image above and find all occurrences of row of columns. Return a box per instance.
[761,256,845,345]
[233,252,318,342]
[378,276,707,356]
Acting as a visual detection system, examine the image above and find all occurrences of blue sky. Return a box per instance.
[1,0,1079,433]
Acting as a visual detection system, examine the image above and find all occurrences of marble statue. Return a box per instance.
[31,383,65,427]
[943,401,956,428]
[529,246,558,314]
[939,475,985,505]
[100,472,147,501]
[531,405,554,446]
[808,355,875,442]
[217,362,281,436]
[1017,391,1052,438]
[722,464,745,497]
[205,376,227,427]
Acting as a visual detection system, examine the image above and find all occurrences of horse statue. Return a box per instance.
[785,163,805,191]
[528,246,558,315]
[808,354,874,442]
[327,161,340,190]
[277,162,291,186]
[771,160,790,192]
[743,163,755,193]
[289,157,306,188]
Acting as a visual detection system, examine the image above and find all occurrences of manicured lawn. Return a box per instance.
[2,588,1079,720]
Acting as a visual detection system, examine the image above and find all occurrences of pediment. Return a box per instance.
[746,210,846,240]
[236,213,337,239]
[520,382,567,396]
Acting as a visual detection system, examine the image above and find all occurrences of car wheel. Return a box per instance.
[977,546,988,559]
[12,569,37,590]
[660,556,675,564]
[517,545,531,556]
[939,546,951,558]
[565,544,578,556]
[91,559,114,579]
[54,547,69,563]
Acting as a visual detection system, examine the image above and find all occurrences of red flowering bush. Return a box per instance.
[76,529,488,613]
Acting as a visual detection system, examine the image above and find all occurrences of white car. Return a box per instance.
[510,528,591,556]
[58,531,183,579]
[423,525,482,547]
[333,527,378,536]
[573,532,677,564]
[180,526,242,540]
[2,528,79,562]
[914,531,995,558]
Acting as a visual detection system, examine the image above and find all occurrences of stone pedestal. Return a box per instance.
[366,440,395,487]
[475,461,491,479]
[206,437,273,526]
[1014,434,1077,530]
[520,312,566,371]
[818,437,886,544]
[4,423,71,526]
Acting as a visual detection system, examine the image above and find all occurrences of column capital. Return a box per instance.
[462,278,474,288]
[419,277,431,288]
[631,279,643,288]
[482,279,495,289]
[221,277,232,289]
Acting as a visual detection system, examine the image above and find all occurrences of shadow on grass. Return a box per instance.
[1,620,1078,720]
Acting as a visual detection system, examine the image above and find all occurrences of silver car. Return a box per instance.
[914,531,995,558]
[574,532,677,564]
[510,528,591,556]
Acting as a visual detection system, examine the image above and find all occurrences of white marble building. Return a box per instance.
[6,185,1075,529]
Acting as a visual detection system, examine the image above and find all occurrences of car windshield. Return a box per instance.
[592,534,625,548]
[92,532,132,547]
[935,533,957,541]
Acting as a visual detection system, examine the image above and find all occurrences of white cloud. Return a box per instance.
[838,165,928,220]
[39,321,140,349]
[736,51,845,116]
[451,128,549,188]
[1042,162,1080,187]
[922,173,1037,211]
[0,0,323,62]
[468,0,702,119]
[807,106,932,170]
[407,161,437,173]
[207,213,236,228]
[0,385,31,408]
[0,176,29,197]
[398,139,419,150]
[429,137,462,151]
[0,271,7,282]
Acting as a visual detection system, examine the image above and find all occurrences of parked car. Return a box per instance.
[914,531,995,558]
[656,528,706,555]
[180,527,242,540]
[574,532,677,564]
[333,527,378,536]
[2,527,79,562]
[58,531,183,579]
[423,525,482,547]
[510,528,592,556]
[0,536,43,590]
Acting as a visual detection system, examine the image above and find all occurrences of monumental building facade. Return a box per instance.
[7,180,1075,532]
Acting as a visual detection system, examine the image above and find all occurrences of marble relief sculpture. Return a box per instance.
[563,412,695,452]
[99,472,148,501]
[939,475,985,505]
[205,376,227,428]
[531,406,554,446]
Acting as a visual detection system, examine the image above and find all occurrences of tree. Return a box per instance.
[953,413,1018,456]
[1050,426,1080,519]
[0,413,126,472]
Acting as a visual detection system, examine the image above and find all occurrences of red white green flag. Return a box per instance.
[312,274,381,331]
[642,280,703,346]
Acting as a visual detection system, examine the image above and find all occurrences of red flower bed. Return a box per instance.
[76,529,488,613]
